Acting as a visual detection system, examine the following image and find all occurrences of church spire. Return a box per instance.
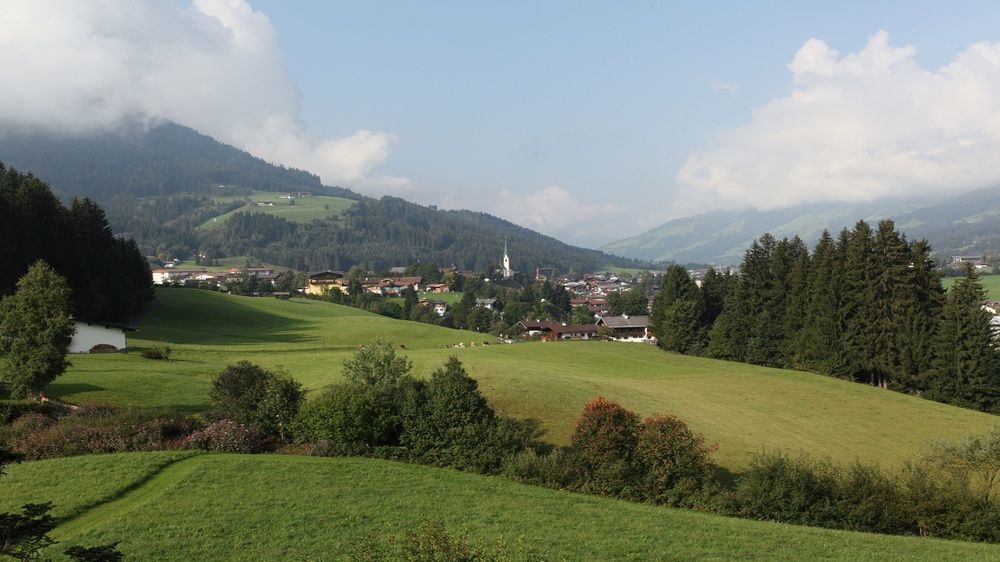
[502,238,512,279]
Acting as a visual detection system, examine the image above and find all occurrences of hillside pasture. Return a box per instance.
[50,289,999,472]
[2,453,998,561]
[199,192,355,229]
[942,272,1000,299]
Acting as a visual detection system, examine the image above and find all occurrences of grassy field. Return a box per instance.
[165,256,284,273]
[199,192,356,229]
[3,452,999,561]
[49,289,999,472]
[387,290,465,305]
[943,272,1000,299]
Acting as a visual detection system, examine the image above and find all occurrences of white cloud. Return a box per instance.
[0,0,406,193]
[678,31,1000,210]
[493,186,618,242]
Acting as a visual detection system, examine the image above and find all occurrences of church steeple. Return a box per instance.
[502,238,512,279]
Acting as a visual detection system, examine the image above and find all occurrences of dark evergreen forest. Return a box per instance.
[0,164,153,323]
[651,220,1000,413]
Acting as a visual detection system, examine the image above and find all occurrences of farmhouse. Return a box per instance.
[596,315,652,342]
[305,270,345,295]
[543,323,598,341]
[151,268,209,285]
[425,283,449,293]
[419,298,449,317]
[476,298,497,310]
[69,320,135,353]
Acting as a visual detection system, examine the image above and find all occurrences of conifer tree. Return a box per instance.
[839,221,879,383]
[928,265,997,409]
[894,239,945,392]
[798,231,842,373]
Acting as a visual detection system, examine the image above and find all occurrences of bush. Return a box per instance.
[569,397,642,498]
[184,420,267,453]
[294,383,410,446]
[636,415,717,503]
[209,361,304,439]
[401,357,539,473]
[140,345,171,360]
[501,448,579,489]
[308,440,375,458]
[2,405,194,460]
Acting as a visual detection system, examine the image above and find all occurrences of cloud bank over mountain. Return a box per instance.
[0,0,408,193]
[677,31,1000,211]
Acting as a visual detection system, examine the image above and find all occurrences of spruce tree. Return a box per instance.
[799,231,842,373]
[894,239,945,392]
[928,265,996,409]
[839,221,878,383]
[0,260,75,398]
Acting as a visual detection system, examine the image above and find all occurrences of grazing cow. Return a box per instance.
[470,341,477,348]
[482,341,490,346]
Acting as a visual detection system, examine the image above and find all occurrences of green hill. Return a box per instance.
[2,452,998,561]
[198,192,356,229]
[50,289,998,471]
[0,123,646,273]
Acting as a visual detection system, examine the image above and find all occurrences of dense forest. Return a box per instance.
[0,121,647,273]
[651,220,1000,413]
[0,164,153,323]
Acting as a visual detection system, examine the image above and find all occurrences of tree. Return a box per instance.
[928,265,997,409]
[571,305,595,325]
[607,289,648,316]
[570,397,642,497]
[342,338,413,388]
[209,361,304,439]
[0,261,75,398]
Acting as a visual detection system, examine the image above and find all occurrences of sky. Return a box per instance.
[4,1,1000,247]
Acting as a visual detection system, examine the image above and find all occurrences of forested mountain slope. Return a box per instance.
[0,122,646,272]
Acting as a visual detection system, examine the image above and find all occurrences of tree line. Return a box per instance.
[652,220,1000,413]
[0,164,153,324]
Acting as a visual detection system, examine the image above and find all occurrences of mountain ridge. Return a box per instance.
[0,121,646,273]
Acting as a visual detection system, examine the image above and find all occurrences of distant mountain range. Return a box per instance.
[0,120,645,274]
[603,188,1000,265]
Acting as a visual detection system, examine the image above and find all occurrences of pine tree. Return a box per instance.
[651,265,698,348]
[839,221,878,383]
[928,265,996,409]
[798,231,842,373]
[894,239,945,392]
[0,260,75,398]
[869,220,911,388]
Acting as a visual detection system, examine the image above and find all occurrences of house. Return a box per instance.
[543,323,598,342]
[69,321,135,353]
[476,298,497,310]
[388,266,407,275]
[419,298,449,317]
[596,315,652,342]
[151,268,208,285]
[305,270,345,295]
[425,283,449,293]
[983,300,1000,315]
[519,320,558,336]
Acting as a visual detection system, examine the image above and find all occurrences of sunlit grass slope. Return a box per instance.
[52,289,998,471]
[3,453,998,561]
[199,193,355,229]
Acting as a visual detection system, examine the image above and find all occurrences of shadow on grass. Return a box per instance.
[712,465,741,488]
[46,383,105,395]
[138,289,317,345]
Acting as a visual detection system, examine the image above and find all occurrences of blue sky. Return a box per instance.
[6,1,1000,246]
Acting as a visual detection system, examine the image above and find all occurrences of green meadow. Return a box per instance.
[51,288,998,472]
[3,453,999,561]
[943,272,1000,299]
[199,192,356,229]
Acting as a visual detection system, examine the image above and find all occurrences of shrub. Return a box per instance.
[501,448,579,489]
[401,357,538,473]
[735,452,841,526]
[140,345,171,360]
[294,383,409,446]
[3,406,194,460]
[635,414,717,503]
[184,420,267,453]
[308,440,375,458]
[569,397,642,497]
[209,361,304,439]
[342,338,413,388]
